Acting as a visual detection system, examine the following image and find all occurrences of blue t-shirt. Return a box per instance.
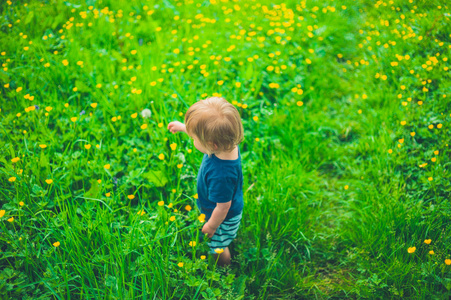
[196,146,244,221]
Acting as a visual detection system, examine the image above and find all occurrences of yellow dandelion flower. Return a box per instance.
[177,262,184,267]
[7,217,14,222]
[170,143,177,151]
[169,216,176,222]
[198,214,205,223]
[19,201,24,206]
[253,116,259,121]
[189,241,196,247]
[428,177,433,181]
[53,241,60,247]
[11,157,20,163]
[214,248,224,254]
[429,250,434,255]
[0,210,5,218]
[158,201,164,206]
[45,179,53,184]
[90,103,97,108]
[97,179,101,183]
[445,259,451,265]
[168,203,173,208]
[104,164,111,169]
[424,239,431,244]
[128,195,135,200]
[39,144,47,149]
[8,177,16,182]
[200,255,206,260]
[177,164,183,169]
[158,154,165,160]
[71,117,77,122]
[193,193,198,199]
[105,192,111,197]
[344,185,349,190]
[185,205,192,211]
[407,247,416,253]
[131,112,138,118]
[45,106,53,112]
[85,144,91,150]
[141,124,148,130]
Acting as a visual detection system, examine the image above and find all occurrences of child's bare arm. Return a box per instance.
[202,201,232,237]
[167,121,187,134]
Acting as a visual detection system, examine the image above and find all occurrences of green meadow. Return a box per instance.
[1,0,451,298]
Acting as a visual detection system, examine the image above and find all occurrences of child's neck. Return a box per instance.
[214,146,238,160]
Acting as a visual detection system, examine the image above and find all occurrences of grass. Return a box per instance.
[0,0,451,298]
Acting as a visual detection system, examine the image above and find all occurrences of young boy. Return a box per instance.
[167,96,244,267]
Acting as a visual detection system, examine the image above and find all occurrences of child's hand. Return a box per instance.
[202,222,216,238]
[167,121,186,134]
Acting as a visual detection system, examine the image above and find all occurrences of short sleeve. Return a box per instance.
[207,176,236,203]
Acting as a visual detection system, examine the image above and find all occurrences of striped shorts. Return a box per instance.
[207,213,242,254]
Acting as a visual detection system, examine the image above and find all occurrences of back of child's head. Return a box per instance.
[185,97,244,155]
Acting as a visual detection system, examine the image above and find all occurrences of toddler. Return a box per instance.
[168,96,244,266]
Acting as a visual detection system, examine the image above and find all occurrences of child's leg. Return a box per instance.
[208,212,242,267]
[214,247,231,267]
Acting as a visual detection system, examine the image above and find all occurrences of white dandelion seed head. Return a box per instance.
[141,108,152,118]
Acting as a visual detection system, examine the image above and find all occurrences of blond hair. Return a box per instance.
[185,97,244,155]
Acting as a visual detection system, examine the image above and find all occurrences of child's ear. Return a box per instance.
[208,142,218,150]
